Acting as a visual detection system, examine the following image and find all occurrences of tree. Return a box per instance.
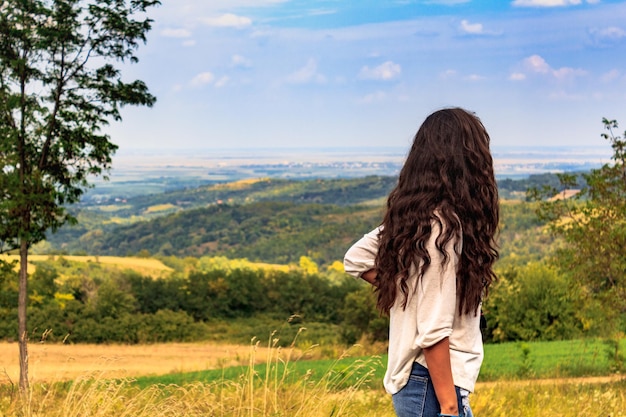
[484,262,582,342]
[339,285,389,345]
[0,0,159,391]
[528,118,626,336]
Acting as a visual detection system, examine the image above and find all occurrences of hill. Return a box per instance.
[82,176,397,215]
[37,174,561,265]
[47,202,383,266]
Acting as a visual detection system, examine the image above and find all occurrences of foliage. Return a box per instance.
[0,167,609,347]
[0,0,158,251]
[41,173,562,259]
[498,172,587,200]
[0,194,575,346]
[90,175,399,215]
[496,200,555,267]
[77,172,572,216]
[339,285,389,345]
[484,262,583,342]
[0,256,365,345]
[528,118,626,335]
[49,201,384,266]
[42,198,558,269]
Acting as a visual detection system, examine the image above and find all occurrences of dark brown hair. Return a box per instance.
[375,107,499,316]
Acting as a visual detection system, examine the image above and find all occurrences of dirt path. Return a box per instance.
[476,374,625,390]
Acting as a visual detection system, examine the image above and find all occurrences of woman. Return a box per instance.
[344,108,499,417]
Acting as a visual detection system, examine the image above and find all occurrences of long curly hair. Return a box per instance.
[375,107,499,316]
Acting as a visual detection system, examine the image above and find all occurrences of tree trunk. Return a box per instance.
[18,239,29,392]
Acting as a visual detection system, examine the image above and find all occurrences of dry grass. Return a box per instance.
[144,203,178,213]
[6,343,385,417]
[93,204,133,212]
[0,254,173,277]
[472,378,626,416]
[0,254,292,277]
[0,340,625,416]
[209,178,267,191]
[0,342,283,383]
[4,373,624,417]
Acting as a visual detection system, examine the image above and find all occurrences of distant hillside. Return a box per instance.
[39,173,567,264]
[81,176,397,217]
[50,202,383,266]
[79,172,581,217]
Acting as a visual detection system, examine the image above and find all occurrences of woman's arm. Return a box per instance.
[360,268,378,286]
[423,338,458,415]
[343,227,381,283]
[418,218,460,415]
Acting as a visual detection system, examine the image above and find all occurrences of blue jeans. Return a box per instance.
[391,362,473,417]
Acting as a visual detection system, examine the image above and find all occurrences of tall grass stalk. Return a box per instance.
[2,334,385,416]
[473,379,626,416]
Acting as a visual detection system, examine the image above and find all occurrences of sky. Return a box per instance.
[106,0,626,151]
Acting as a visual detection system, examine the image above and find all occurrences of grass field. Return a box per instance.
[0,337,624,416]
[0,338,624,416]
[0,337,623,385]
[0,254,174,277]
[0,342,287,383]
[0,254,293,278]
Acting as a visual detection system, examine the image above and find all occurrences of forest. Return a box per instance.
[2,166,620,348]
[38,173,563,262]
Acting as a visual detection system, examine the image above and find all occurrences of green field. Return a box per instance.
[132,338,626,390]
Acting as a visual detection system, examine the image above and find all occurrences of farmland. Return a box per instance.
[0,339,624,416]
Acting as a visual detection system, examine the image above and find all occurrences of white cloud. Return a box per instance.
[201,13,252,29]
[512,0,581,6]
[250,29,272,39]
[358,61,402,81]
[524,55,551,74]
[424,0,471,4]
[460,20,484,35]
[458,19,501,36]
[438,70,484,81]
[512,0,600,6]
[214,76,230,88]
[286,59,327,84]
[552,67,586,79]
[601,69,621,83]
[359,91,387,104]
[547,90,584,101]
[308,8,337,16]
[465,74,485,81]
[439,69,457,80]
[161,28,192,38]
[190,72,215,87]
[517,54,586,80]
[232,54,252,68]
[588,26,626,47]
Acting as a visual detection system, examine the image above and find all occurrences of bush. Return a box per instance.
[485,262,583,342]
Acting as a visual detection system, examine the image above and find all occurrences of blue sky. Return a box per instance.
[107,0,626,151]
